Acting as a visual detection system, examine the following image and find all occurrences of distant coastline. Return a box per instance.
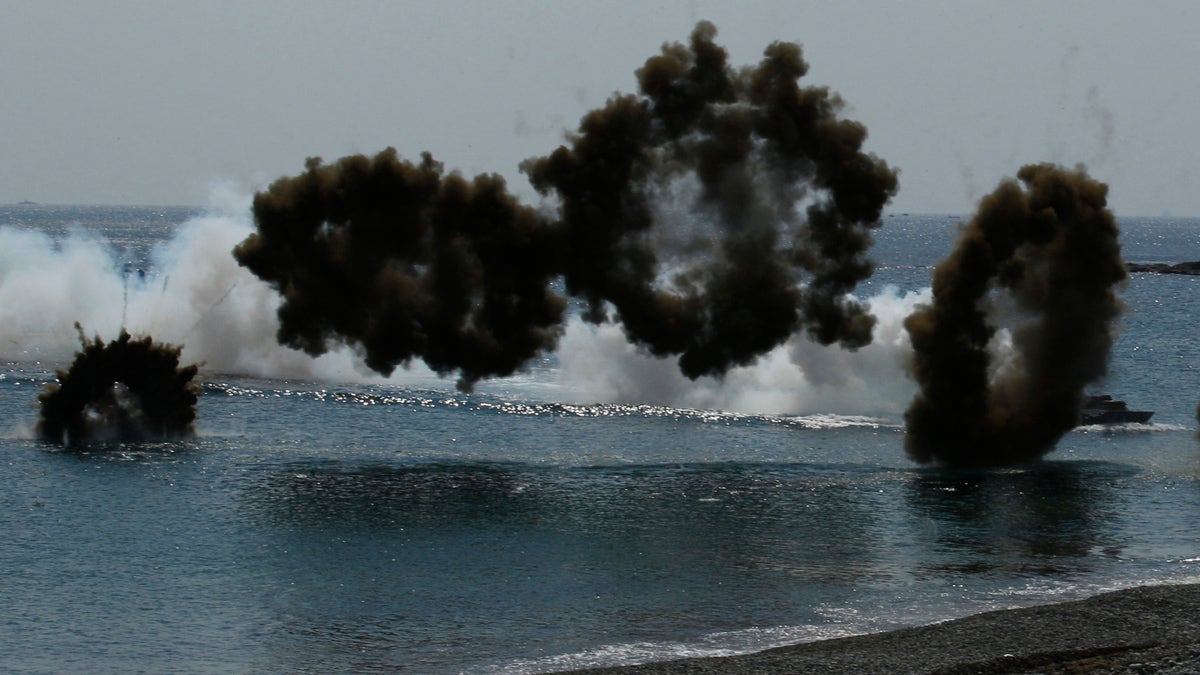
[1127,261,1200,275]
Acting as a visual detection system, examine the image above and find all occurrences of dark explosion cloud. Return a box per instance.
[233,21,897,390]
[234,151,564,389]
[903,164,1126,468]
[38,325,200,445]
[522,21,897,377]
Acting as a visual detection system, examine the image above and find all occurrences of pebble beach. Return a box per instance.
[568,584,1200,674]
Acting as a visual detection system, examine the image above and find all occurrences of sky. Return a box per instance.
[2,0,1198,216]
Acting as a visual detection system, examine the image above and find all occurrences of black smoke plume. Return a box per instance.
[904,164,1126,467]
[38,325,200,445]
[234,151,565,388]
[522,21,897,377]
[234,21,896,389]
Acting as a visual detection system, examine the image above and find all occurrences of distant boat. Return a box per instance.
[1080,395,1153,426]
[16,200,37,205]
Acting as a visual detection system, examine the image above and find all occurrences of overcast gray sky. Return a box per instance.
[2,0,1197,216]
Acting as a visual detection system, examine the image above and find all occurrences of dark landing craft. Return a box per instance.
[1080,395,1154,426]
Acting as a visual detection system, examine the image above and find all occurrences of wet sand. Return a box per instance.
[566,583,1200,674]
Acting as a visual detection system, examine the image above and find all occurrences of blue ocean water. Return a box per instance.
[1,204,1199,673]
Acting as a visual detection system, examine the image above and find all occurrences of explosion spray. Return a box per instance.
[903,164,1126,467]
[38,325,199,445]
[233,22,897,390]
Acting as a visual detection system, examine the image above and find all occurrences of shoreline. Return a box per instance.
[565,583,1200,674]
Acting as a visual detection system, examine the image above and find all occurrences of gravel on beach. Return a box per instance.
[565,583,1200,674]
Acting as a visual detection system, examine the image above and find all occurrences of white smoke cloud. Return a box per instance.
[555,287,930,417]
[0,227,126,358]
[0,197,440,385]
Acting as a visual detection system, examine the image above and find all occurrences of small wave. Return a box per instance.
[1073,422,1188,434]
[490,623,863,674]
[206,380,898,431]
[496,571,1200,673]
[773,413,899,430]
[204,381,464,409]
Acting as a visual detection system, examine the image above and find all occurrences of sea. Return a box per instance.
[1,203,1199,673]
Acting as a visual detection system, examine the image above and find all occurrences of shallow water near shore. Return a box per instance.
[1,206,1199,672]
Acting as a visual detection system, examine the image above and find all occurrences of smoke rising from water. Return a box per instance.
[0,204,920,422]
[522,22,898,378]
[0,209,425,384]
[556,286,925,416]
[903,164,1126,467]
[234,151,566,390]
[233,21,898,390]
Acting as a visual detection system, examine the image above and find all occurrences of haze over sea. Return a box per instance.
[1,204,1199,673]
